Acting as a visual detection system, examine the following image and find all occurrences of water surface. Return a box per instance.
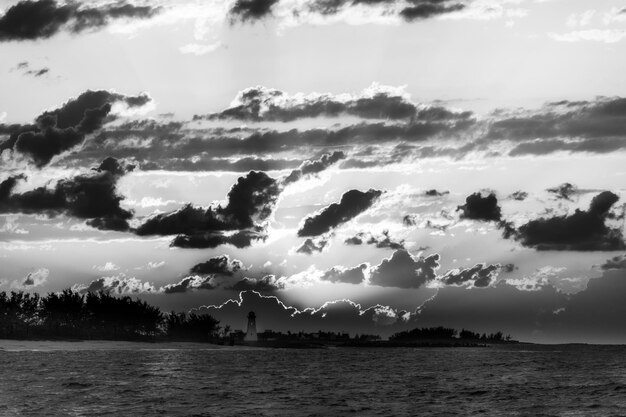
[1,341,624,416]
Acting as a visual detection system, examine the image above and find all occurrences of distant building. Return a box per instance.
[244,311,257,342]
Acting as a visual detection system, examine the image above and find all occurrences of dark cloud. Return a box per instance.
[439,264,501,288]
[320,264,367,284]
[502,263,517,273]
[369,249,440,288]
[161,275,217,294]
[547,182,577,201]
[200,85,472,123]
[400,1,465,21]
[509,191,626,251]
[170,230,266,249]
[283,151,345,184]
[1,90,151,167]
[508,137,626,157]
[25,67,49,77]
[70,110,474,170]
[457,192,502,222]
[424,189,449,197]
[308,0,465,22]
[229,0,279,22]
[296,237,328,254]
[0,0,159,41]
[12,61,50,77]
[600,254,626,270]
[344,230,404,250]
[190,255,243,276]
[509,191,528,201]
[0,158,133,231]
[298,189,382,236]
[487,97,626,156]
[226,276,284,292]
[136,171,280,237]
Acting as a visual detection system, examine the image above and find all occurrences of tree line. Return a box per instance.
[390,326,511,342]
[0,289,223,341]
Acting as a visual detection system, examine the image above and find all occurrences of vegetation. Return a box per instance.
[0,289,222,341]
[390,326,511,343]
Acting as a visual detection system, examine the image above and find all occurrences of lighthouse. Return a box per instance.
[244,311,258,342]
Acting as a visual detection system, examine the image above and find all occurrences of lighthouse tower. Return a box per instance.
[244,311,258,342]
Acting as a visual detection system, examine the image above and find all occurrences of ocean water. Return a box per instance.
[1,341,625,416]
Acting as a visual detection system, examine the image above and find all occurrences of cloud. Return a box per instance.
[179,42,222,55]
[424,189,449,197]
[457,192,502,222]
[549,29,626,43]
[509,191,626,251]
[161,275,217,294]
[13,267,49,288]
[93,262,119,272]
[198,83,470,123]
[600,254,626,270]
[73,274,157,294]
[0,0,159,42]
[229,0,279,22]
[226,275,285,292]
[0,158,134,231]
[298,189,382,236]
[486,97,626,153]
[344,230,404,250]
[509,191,528,201]
[283,151,345,184]
[369,249,440,288]
[438,263,500,288]
[399,1,465,21]
[190,255,243,275]
[1,90,152,167]
[547,182,578,201]
[170,230,266,249]
[136,170,280,241]
[296,237,329,254]
[11,61,49,77]
[320,263,367,284]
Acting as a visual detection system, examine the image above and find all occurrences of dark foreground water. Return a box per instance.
[1,341,625,416]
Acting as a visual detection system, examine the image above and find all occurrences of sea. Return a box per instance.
[1,341,625,416]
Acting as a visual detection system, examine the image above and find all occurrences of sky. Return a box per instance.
[2,0,626,344]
